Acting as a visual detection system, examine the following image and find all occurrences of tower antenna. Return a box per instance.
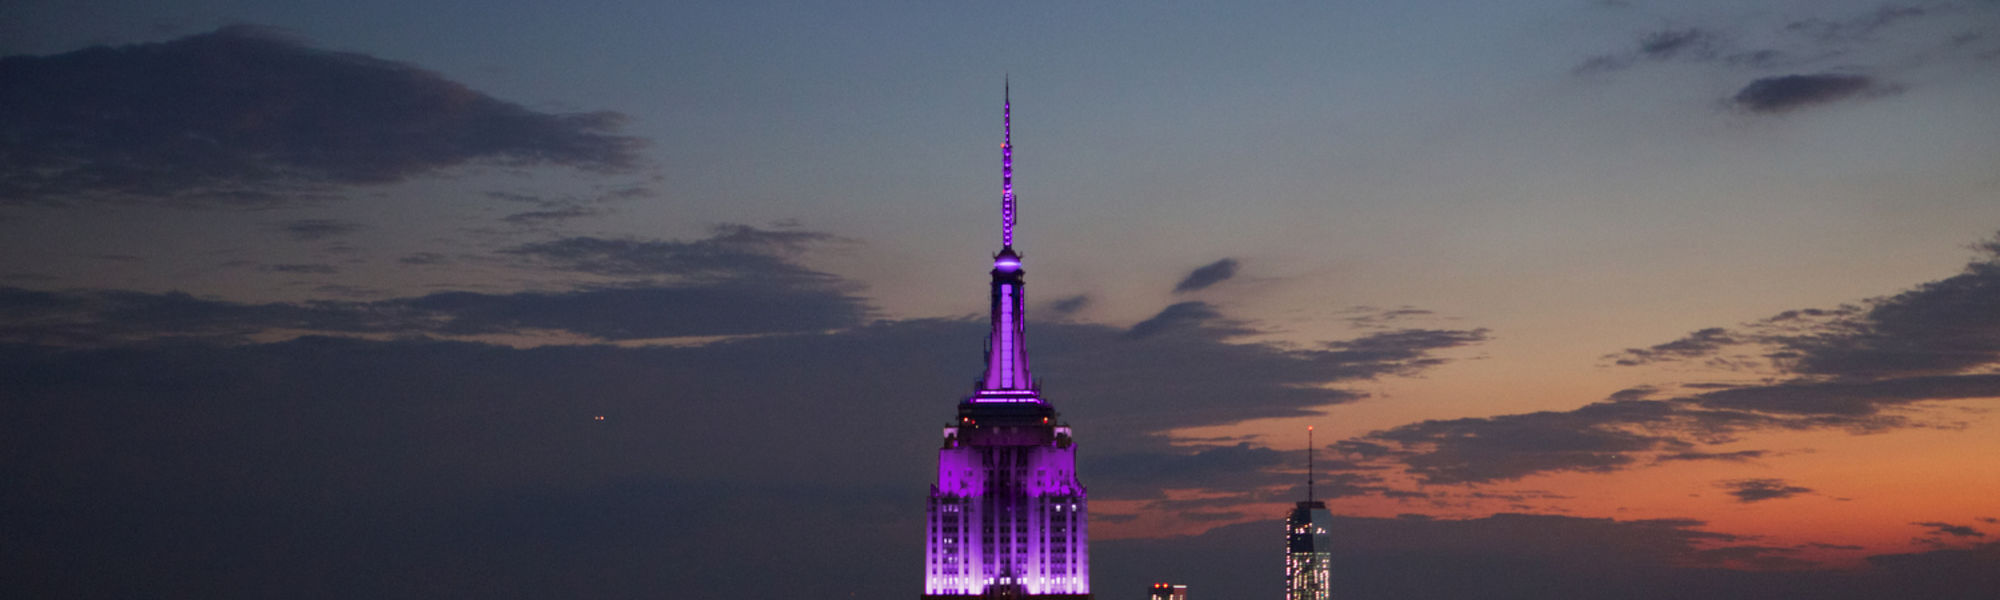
[1002,76,1014,248]
[1307,425,1315,503]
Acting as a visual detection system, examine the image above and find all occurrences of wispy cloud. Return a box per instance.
[280,219,364,241]
[502,225,842,286]
[0,227,870,344]
[1125,301,1245,339]
[1655,450,1767,463]
[1046,294,1091,316]
[264,263,340,275]
[1718,478,1814,503]
[1571,3,1999,113]
[1172,258,1240,294]
[1912,521,1986,538]
[1730,73,1890,113]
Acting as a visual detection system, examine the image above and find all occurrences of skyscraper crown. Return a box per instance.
[976,81,1037,400]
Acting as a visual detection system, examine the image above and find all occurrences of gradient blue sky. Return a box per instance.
[4,1,1999,598]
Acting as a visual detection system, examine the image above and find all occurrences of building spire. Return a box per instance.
[1307,426,1316,503]
[1002,76,1015,248]
[977,81,1035,397]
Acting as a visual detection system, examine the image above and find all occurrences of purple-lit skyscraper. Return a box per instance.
[922,86,1091,600]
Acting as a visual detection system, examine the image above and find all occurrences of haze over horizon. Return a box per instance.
[4,1,1998,598]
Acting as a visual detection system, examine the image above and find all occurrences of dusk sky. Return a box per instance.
[4,1,1999,598]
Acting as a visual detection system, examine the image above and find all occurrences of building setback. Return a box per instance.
[921,85,1092,600]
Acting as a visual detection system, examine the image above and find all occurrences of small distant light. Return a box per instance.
[594,415,605,421]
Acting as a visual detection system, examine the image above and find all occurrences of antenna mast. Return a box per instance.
[1002,77,1015,248]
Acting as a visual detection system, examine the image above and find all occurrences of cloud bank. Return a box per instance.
[1346,232,2000,485]
[0,25,641,206]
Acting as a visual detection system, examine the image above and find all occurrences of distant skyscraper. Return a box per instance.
[1147,583,1187,600]
[922,85,1091,600]
[1286,427,1333,600]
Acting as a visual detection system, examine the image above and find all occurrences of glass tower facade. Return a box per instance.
[1284,500,1333,600]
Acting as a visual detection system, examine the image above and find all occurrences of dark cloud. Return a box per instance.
[1860,539,2000,598]
[1655,450,1767,463]
[1363,401,1688,484]
[1047,294,1091,316]
[1688,373,2000,417]
[1347,234,2000,484]
[1345,306,1435,329]
[1607,386,1658,402]
[1640,28,1720,59]
[488,186,652,209]
[1718,478,1815,503]
[0,275,1493,598]
[280,219,363,241]
[1125,301,1241,339]
[0,259,1493,596]
[0,25,640,206]
[399,285,870,339]
[311,284,381,298]
[264,263,338,274]
[503,225,840,285]
[490,187,649,225]
[1604,239,2000,380]
[1913,521,1986,538]
[1089,444,1405,504]
[0,283,870,343]
[1091,443,1289,499]
[0,226,873,343]
[397,252,449,265]
[1573,27,1721,75]
[1353,372,2000,484]
[1730,73,1886,113]
[1054,328,1487,444]
[502,205,602,225]
[1806,542,1867,551]
[1180,511,1245,522]
[1691,545,1820,570]
[1572,3,1995,89]
[1322,328,1489,377]
[1172,258,1239,294]
[1773,242,2000,378]
[0,286,414,345]
[1608,327,1738,366]
[1,313,1985,598]
[0,285,1481,433]
[1571,54,1636,75]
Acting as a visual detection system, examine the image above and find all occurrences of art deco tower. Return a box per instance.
[922,86,1091,600]
[1285,427,1334,600]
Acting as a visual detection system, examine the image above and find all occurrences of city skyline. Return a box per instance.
[4,2,1999,598]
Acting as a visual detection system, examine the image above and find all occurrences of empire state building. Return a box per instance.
[921,87,1091,600]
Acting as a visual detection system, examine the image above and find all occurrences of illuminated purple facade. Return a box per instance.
[923,86,1091,599]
